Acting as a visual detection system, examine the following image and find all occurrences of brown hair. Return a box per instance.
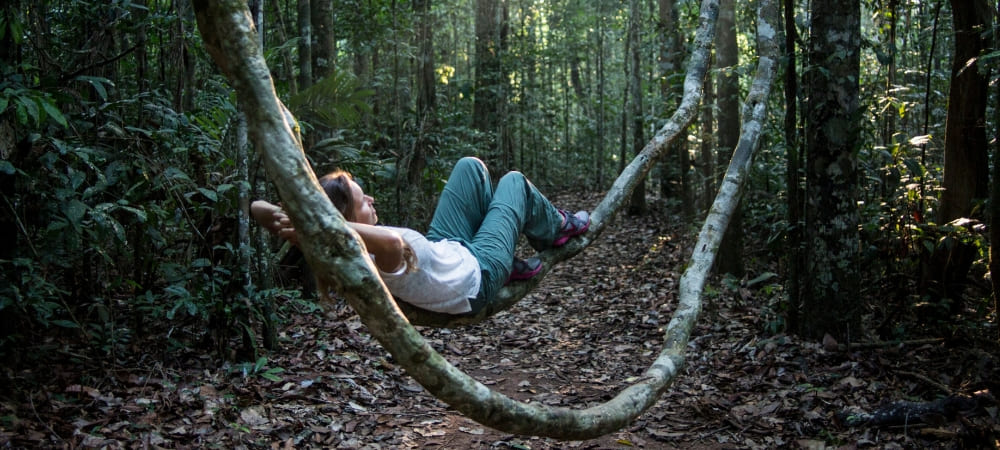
[318,170,355,221]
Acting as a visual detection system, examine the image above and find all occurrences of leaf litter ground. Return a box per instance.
[1,192,998,448]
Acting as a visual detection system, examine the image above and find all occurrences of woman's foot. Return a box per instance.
[553,210,590,247]
[506,257,543,284]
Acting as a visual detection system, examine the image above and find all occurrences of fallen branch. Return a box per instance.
[842,338,945,350]
[837,390,995,428]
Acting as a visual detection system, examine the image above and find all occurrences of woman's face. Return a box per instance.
[348,180,378,225]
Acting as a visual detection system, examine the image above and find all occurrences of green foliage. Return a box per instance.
[287,71,374,132]
[0,49,275,359]
[233,356,285,382]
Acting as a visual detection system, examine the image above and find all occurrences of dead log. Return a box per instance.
[837,390,995,428]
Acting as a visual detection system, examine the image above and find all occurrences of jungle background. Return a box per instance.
[1,0,999,447]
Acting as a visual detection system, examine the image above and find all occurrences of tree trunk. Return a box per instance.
[699,70,714,214]
[414,0,435,123]
[398,0,434,196]
[881,0,897,148]
[297,0,313,90]
[938,0,991,223]
[627,0,647,216]
[473,0,503,166]
[596,7,607,187]
[992,0,1000,343]
[715,0,743,276]
[173,0,194,112]
[311,0,335,80]
[135,0,148,124]
[800,0,861,342]
[922,0,991,307]
[782,0,803,332]
[656,0,688,206]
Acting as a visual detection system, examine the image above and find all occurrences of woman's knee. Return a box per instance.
[497,171,525,187]
[496,172,528,196]
[455,156,487,175]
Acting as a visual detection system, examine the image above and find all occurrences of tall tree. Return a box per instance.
[938,0,991,223]
[173,0,197,112]
[799,0,862,342]
[473,0,508,169]
[656,0,688,209]
[312,0,335,80]
[699,70,715,214]
[782,0,803,331]
[297,0,313,90]
[714,0,743,275]
[627,0,647,215]
[595,0,608,187]
[923,0,993,306]
[400,0,435,189]
[990,0,1000,343]
[414,0,436,123]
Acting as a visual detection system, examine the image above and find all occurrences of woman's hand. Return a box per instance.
[251,200,299,245]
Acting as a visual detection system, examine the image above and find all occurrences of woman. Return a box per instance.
[252,157,589,315]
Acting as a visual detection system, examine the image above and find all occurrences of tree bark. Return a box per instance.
[800,0,862,342]
[311,0,335,80]
[297,0,313,90]
[596,6,607,187]
[699,69,715,214]
[782,0,802,332]
[714,0,743,276]
[473,0,504,167]
[938,0,991,223]
[990,0,999,343]
[838,392,989,428]
[656,0,689,207]
[627,0,647,216]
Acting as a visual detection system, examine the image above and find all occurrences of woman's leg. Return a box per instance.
[425,157,493,244]
[468,171,563,303]
[425,157,569,311]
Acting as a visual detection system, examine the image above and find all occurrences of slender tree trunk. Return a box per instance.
[882,0,897,148]
[297,0,313,91]
[699,72,714,214]
[938,0,991,223]
[415,0,435,123]
[401,0,434,193]
[800,0,861,342]
[473,0,503,166]
[619,65,629,175]
[627,0,647,215]
[596,7,607,187]
[497,1,512,171]
[135,0,148,124]
[715,0,742,276]
[311,0,335,80]
[920,4,942,217]
[656,0,687,206]
[783,0,802,332]
[173,0,194,112]
[991,0,1000,343]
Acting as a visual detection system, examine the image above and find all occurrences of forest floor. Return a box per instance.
[2,192,999,449]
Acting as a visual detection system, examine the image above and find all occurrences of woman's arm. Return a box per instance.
[251,200,408,273]
[346,222,409,273]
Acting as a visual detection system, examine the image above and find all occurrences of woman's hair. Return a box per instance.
[318,170,355,221]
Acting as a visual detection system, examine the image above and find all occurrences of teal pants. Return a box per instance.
[425,157,563,312]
